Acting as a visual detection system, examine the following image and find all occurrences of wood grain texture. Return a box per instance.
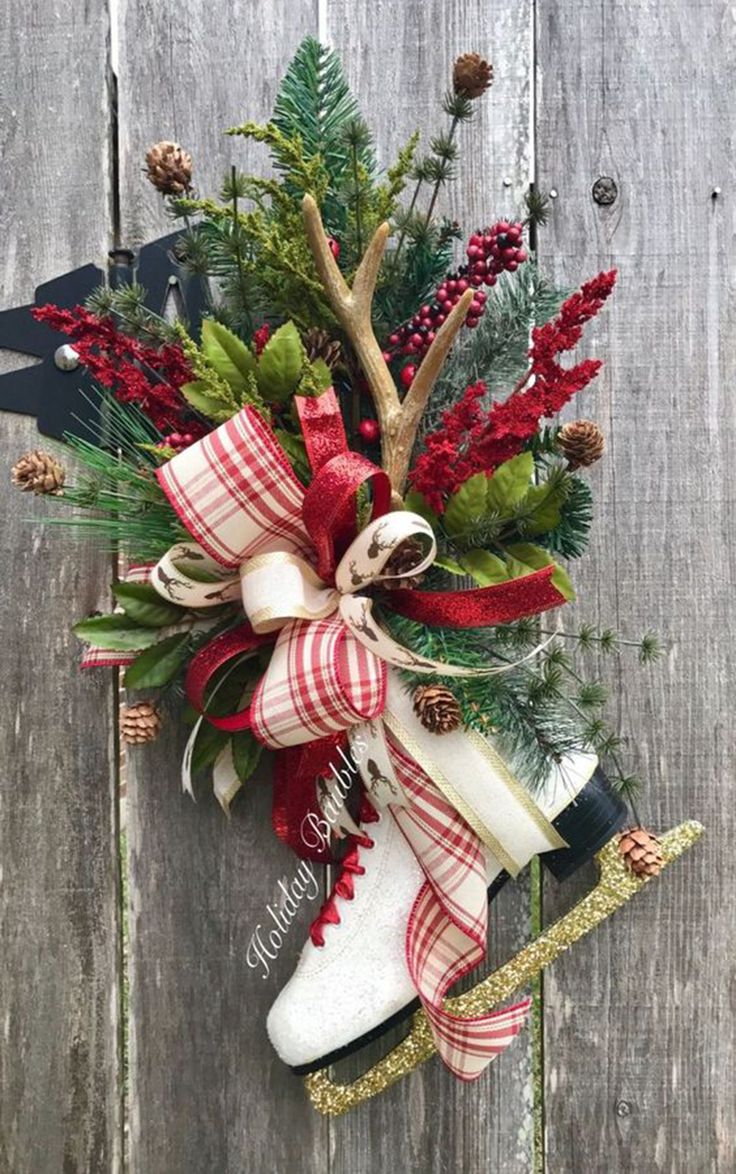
[0,2,122,1172]
[537,2,736,1170]
[324,5,538,1170]
[125,720,328,1173]
[116,0,318,245]
[115,6,332,1171]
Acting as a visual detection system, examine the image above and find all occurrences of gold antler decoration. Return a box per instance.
[302,194,473,495]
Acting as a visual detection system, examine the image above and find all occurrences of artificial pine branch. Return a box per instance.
[271,37,375,228]
[85,284,178,345]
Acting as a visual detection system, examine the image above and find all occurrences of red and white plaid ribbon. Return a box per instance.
[388,740,531,1080]
[249,616,387,748]
[80,565,152,670]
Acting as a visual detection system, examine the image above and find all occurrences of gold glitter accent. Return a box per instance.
[303,821,704,1116]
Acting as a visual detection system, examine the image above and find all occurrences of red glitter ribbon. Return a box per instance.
[272,734,348,863]
[387,564,566,628]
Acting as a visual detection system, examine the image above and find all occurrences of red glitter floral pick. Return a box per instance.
[409,270,617,511]
[32,303,199,435]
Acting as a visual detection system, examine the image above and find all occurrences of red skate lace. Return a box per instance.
[309,799,380,947]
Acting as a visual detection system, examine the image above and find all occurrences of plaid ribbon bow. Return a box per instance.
[83,389,570,1084]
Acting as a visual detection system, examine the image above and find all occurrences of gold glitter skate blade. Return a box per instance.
[304,820,703,1116]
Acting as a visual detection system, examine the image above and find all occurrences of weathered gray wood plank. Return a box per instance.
[0,2,122,1172]
[537,2,736,1170]
[115,5,332,1171]
[325,5,538,1169]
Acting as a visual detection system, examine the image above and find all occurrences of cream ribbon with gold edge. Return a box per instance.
[349,672,567,872]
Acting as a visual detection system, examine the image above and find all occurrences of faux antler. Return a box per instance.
[302,194,473,495]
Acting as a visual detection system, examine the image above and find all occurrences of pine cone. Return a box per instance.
[557,420,605,470]
[382,538,427,590]
[617,826,664,878]
[412,684,462,735]
[11,449,65,495]
[144,141,193,195]
[453,53,494,99]
[120,701,162,745]
[303,327,342,370]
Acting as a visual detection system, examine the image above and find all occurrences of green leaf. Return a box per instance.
[180,380,233,422]
[256,322,305,401]
[460,550,510,586]
[503,542,575,601]
[520,481,564,535]
[486,452,534,515]
[231,731,263,784]
[404,488,439,529]
[311,358,333,392]
[443,473,490,536]
[190,721,230,774]
[113,582,186,628]
[433,554,467,575]
[274,429,310,483]
[123,633,192,688]
[201,319,256,392]
[73,614,161,651]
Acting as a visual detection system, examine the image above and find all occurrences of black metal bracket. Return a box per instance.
[0,231,206,444]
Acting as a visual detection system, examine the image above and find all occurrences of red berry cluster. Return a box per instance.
[466,220,527,283]
[384,222,527,378]
[158,431,197,452]
[252,323,271,355]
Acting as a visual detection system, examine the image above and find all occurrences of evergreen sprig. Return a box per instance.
[271,37,375,227]
[85,283,177,344]
[45,393,186,559]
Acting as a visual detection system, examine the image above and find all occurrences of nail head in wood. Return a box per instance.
[592,176,618,206]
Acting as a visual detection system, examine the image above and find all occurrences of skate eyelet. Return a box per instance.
[308,797,379,947]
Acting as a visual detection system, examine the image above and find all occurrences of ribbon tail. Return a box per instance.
[272,736,351,864]
[386,565,567,628]
[339,596,557,678]
[213,742,241,816]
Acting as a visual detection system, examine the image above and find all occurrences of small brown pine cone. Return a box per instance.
[144,141,193,196]
[12,449,65,495]
[382,538,427,590]
[453,52,494,99]
[557,420,605,470]
[412,684,462,735]
[120,701,163,745]
[617,826,664,878]
[303,327,342,370]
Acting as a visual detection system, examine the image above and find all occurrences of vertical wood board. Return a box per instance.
[0,2,122,1172]
[537,1,736,1170]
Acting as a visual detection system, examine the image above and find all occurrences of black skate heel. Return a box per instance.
[542,766,629,881]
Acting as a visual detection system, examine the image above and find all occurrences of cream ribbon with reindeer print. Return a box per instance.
[153,512,551,678]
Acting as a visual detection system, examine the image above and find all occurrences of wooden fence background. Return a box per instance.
[1,1,734,1171]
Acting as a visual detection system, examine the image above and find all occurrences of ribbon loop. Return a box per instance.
[335,511,435,594]
[240,551,338,633]
[250,616,387,748]
[302,451,392,581]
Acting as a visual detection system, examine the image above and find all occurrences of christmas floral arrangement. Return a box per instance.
[16,39,700,1112]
